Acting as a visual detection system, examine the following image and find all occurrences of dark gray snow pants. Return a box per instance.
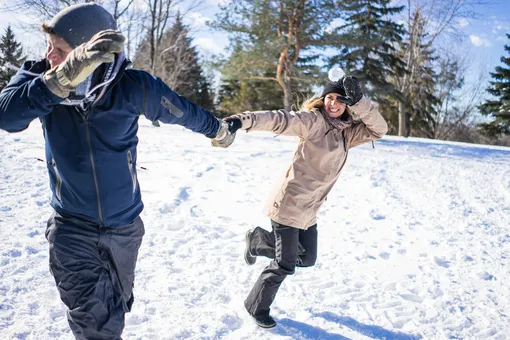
[244,220,318,318]
[45,212,144,340]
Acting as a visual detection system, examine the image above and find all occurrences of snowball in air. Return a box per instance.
[328,68,345,81]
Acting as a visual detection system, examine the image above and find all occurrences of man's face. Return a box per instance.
[46,34,73,69]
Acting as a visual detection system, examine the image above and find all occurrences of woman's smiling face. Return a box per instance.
[323,93,347,118]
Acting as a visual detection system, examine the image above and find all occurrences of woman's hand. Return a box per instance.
[336,76,363,106]
[225,116,242,134]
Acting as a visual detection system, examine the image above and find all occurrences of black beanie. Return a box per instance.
[321,80,346,97]
[47,3,117,48]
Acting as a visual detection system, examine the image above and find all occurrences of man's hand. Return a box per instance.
[43,30,125,98]
[336,76,363,106]
[211,119,236,148]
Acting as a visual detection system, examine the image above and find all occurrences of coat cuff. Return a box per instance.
[236,112,254,130]
[350,96,377,118]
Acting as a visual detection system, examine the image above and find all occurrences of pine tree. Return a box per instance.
[215,42,286,116]
[216,78,285,116]
[212,0,339,111]
[134,14,214,111]
[478,34,510,137]
[330,0,406,100]
[0,26,26,91]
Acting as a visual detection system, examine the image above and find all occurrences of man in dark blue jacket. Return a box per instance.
[0,3,233,339]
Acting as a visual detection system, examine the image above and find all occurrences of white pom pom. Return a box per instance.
[328,67,345,82]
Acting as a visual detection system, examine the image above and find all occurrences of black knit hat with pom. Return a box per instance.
[321,80,346,97]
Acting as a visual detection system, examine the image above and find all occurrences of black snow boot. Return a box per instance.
[254,315,276,329]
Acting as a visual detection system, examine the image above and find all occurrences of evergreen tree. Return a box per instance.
[212,0,339,111]
[0,26,26,91]
[215,42,286,115]
[478,33,510,137]
[134,14,214,111]
[330,0,406,100]
[216,78,285,116]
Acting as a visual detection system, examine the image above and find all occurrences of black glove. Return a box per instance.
[225,117,242,134]
[336,76,363,106]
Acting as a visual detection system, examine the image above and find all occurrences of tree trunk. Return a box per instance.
[398,101,407,137]
[283,73,293,111]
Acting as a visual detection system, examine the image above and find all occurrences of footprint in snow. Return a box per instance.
[158,187,191,214]
[196,166,214,178]
[478,272,495,281]
[434,256,450,268]
[370,210,385,220]
[399,293,424,303]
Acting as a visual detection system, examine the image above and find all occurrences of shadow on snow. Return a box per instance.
[273,311,422,340]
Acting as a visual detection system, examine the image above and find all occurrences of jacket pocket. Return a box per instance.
[49,159,62,202]
[127,150,137,193]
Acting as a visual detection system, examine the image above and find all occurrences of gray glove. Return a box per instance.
[43,29,125,98]
[211,119,236,148]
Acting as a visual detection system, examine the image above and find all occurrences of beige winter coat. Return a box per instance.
[236,96,388,230]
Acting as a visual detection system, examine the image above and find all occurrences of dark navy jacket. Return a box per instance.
[0,59,220,227]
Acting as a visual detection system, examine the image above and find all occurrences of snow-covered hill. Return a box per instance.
[1,118,509,339]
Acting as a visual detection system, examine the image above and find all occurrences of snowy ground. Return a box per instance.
[1,118,509,340]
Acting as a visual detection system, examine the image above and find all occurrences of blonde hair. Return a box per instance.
[300,95,324,112]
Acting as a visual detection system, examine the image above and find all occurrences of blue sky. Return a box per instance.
[459,1,510,67]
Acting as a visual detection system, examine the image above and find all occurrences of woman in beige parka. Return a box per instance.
[223,76,388,329]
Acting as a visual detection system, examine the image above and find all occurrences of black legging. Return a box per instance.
[244,220,318,318]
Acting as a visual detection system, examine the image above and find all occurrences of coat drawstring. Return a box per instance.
[36,157,148,170]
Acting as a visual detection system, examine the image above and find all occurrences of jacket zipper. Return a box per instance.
[50,159,62,201]
[75,60,129,226]
[82,109,105,226]
[127,150,137,193]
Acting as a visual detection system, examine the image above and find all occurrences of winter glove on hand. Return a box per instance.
[211,119,236,148]
[43,30,125,98]
[336,76,363,106]
[225,117,242,134]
